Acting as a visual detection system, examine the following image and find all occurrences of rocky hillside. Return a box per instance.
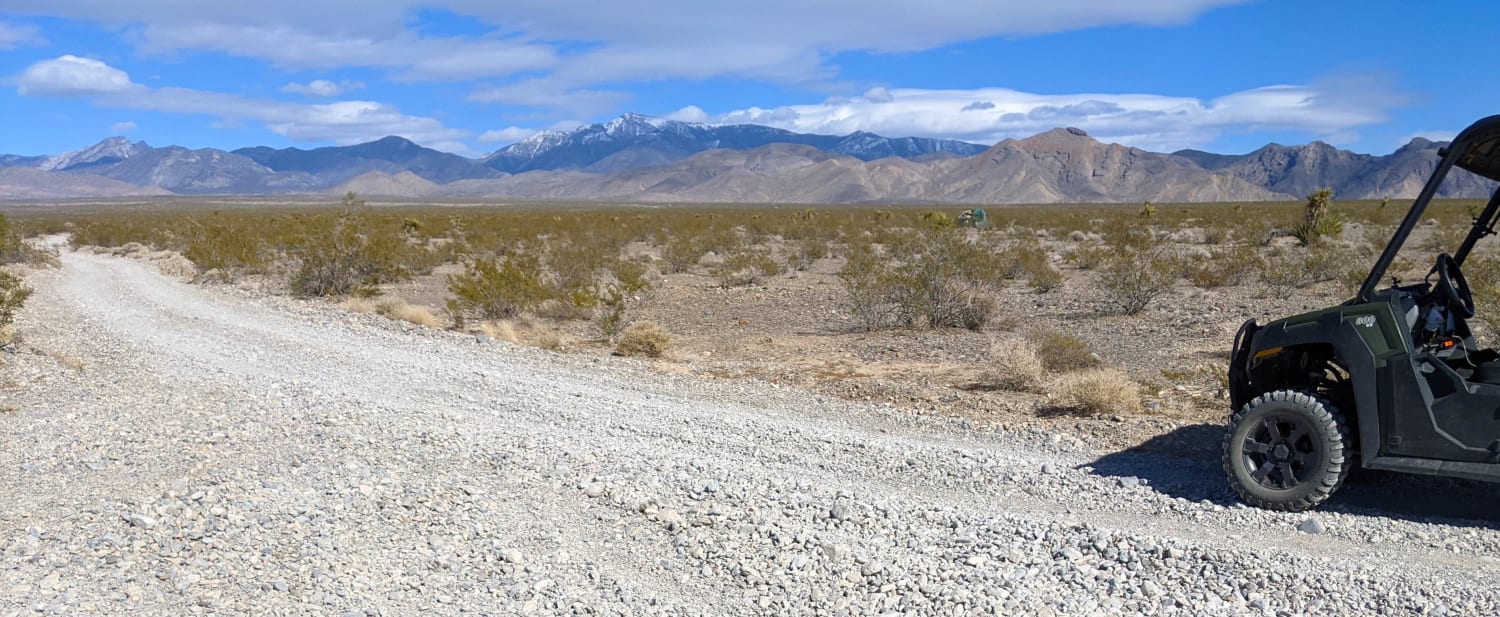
[923,129,1283,203]
[1174,137,1492,200]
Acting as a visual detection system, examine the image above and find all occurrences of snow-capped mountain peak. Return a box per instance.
[478,112,988,173]
[597,113,669,139]
[40,136,150,171]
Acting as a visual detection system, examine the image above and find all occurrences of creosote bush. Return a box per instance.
[184,215,265,279]
[1260,249,1314,297]
[839,242,894,331]
[999,241,1063,293]
[445,254,552,325]
[1064,244,1112,270]
[1183,245,1261,289]
[291,193,424,296]
[615,321,671,358]
[1027,259,1065,293]
[1055,368,1143,416]
[661,234,702,273]
[593,286,629,340]
[838,228,1007,331]
[0,214,56,267]
[609,259,652,296]
[1098,248,1177,315]
[0,270,32,332]
[0,215,21,264]
[713,249,779,288]
[797,234,830,262]
[1101,219,1157,253]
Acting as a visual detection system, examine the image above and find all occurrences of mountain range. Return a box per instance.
[1,113,1492,203]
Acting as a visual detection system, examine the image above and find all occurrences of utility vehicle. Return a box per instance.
[1224,115,1500,511]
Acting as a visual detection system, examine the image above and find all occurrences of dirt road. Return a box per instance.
[3,250,1498,615]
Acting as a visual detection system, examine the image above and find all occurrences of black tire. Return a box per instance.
[1221,390,1351,512]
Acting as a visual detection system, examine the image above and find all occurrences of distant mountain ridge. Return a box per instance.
[234,136,498,185]
[0,113,1494,202]
[1172,137,1490,200]
[481,113,990,174]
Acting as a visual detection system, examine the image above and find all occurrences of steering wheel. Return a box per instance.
[1435,253,1476,319]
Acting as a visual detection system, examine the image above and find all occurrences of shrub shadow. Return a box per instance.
[1086,422,1500,528]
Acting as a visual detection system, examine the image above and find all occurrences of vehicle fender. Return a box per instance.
[1243,312,1383,465]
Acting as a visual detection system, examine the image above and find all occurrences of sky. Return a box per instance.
[0,0,1491,158]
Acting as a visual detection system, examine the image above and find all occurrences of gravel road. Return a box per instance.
[3,250,1500,616]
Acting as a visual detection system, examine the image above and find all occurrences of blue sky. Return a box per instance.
[0,0,1490,158]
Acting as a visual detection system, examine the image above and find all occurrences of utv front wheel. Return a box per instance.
[1222,390,1350,512]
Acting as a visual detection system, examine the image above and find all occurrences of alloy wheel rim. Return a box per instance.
[1240,412,1320,490]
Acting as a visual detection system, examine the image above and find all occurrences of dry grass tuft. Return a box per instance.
[346,296,443,328]
[478,319,566,350]
[480,320,521,344]
[1054,369,1142,416]
[0,324,15,346]
[533,328,566,351]
[615,321,671,358]
[1029,330,1101,372]
[981,337,1046,392]
[343,297,379,313]
[42,350,84,372]
[375,299,443,328]
[348,297,441,330]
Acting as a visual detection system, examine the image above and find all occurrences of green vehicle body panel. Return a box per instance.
[1274,300,1408,361]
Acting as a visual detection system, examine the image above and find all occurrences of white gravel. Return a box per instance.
[3,249,1500,615]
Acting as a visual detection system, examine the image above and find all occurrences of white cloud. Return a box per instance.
[281,79,364,97]
[478,119,584,144]
[13,56,473,153]
[141,89,474,152]
[0,21,46,49]
[1,0,1245,96]
[702,81,1403,152]
[110,120,137,132]
[477,127,536,144]
[138,22,557,81]
[468,80,633,116]
[664,105,708,123]
[17,55,140,96]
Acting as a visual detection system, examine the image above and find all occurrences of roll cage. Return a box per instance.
[1358,115,1500,302]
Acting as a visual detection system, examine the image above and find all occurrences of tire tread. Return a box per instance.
[1221,389,1351,512]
